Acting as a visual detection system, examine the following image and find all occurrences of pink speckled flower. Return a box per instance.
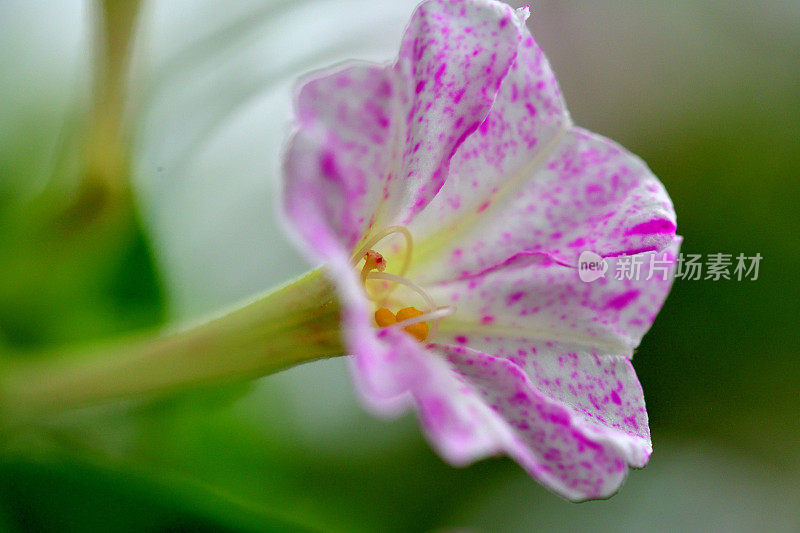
[282,0,678,500]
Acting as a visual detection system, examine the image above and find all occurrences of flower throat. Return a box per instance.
[351,226,453,342]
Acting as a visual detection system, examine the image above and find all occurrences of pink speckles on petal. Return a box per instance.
[625,218,677,237]
[428,240,681,351]
[435,333,653,470]
[380,0,524,226]
[412,127,676,284]
[610,390,622,405]
[604,290,641,311]
[407,12,572,267]
[284,63,398,258]
[284,0,525,259]
[441,346,648,500]
[507,291,526,304]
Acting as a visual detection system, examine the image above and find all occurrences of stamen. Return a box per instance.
[391,306,455,328]
[374,307,397,327]
[355,226,453,342]
[367,269,454,340]
[396,307,428,342]
[373,305,455,341]
[351,226,412,279]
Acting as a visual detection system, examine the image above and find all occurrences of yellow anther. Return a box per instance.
[374,306,430,342]
[374,307,397,327]
[396,307,429,342]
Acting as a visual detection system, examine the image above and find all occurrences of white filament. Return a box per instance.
[366,272,434,311]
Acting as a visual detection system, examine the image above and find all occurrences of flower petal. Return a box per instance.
[344,296,513,462]
[408,25,675,281]
[350,325,507,463]
[326,254,493,462]
[452,339,650,464]
[441,345,644,500]
[283,0,525,261]
[408,19,570,257]
[284,63,398,256]
[348,303,651,501]
[428,239,681,352]
[376,0,525,227]
[326,240,510,459]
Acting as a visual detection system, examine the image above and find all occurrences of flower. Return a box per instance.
[282,0,678,501]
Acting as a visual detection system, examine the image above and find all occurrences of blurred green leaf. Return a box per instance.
[0,456,314,532]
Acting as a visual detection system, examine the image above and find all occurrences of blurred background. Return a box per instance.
[0,0,798,531]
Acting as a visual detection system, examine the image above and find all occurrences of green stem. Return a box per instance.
[0,269,343,427]
[85,0,140,185]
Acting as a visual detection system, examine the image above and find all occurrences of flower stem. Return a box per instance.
[85,0,140,186]
[0,268,343,427]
